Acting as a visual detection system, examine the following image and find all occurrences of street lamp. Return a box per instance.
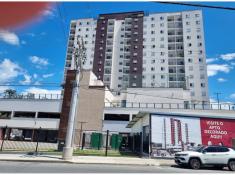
[62,37,86,160]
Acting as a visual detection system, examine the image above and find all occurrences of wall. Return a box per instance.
[124,87,191,106]
[73,70,105,146]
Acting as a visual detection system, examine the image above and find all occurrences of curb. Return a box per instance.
[0,158,167,166]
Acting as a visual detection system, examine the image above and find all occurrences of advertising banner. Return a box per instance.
[200,118,235,147]
[151,114,235,157]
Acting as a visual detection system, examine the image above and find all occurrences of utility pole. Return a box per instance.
[62,37,86,160]
[214,92,222,110]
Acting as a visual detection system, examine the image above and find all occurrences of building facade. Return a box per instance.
[64,10,209,103]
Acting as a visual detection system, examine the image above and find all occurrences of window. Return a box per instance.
[204,147,217,153]
[78,28,81,31]
[199,58,203,62]
[160,37,164,41]
[87,21,90,25]
[151,67,155,71]
[151,38,155,42]
[198,42,202,47]
[151,24,155,27]
[0,111,11,119]
[38,112,60,119]
[160,23,164,27]
[160,30,164,34]
[200,74,205,79]
[197,35,201,39]
[188,51,192,54]
[160,44,164,48]
[161,75,165,79]
[187,36,191,40]
[151,60,155,63]
[189,66,193,71]
[152,45,155,48]
[151,31,155,34]
[119,69,122,72]
[152,75,155,79]
[217,147,229,152]
[161,59,165,63]
[188,58,192,63]
[86,28,89,31]
[151,17,155,21]
[195,14,200,17]
[201,83,205,87]
[85,34,88,38]
[151,52,155,56]
[161,67,165,71]
[188,43,192,47]
[196,21,200,25]
[189,75,194,79]
[186,14,190,18]
[79,22,82,25]
[202,91,207,96]
[160,52,165,56]
[187,28,191,33]
[14,112,35,118]
[191,91,195,96]
[186,21,190,25]
[160,16,164,20]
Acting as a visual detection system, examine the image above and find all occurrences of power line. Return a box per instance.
[157,2,235,11]
[55,2,68,41]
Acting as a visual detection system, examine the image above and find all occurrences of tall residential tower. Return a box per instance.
[64,10,209,103]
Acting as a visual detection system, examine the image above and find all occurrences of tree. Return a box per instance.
[4,89,17,98]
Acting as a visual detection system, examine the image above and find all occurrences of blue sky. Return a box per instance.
[0,2,235,102]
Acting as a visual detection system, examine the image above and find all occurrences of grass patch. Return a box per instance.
[73,149,138,157]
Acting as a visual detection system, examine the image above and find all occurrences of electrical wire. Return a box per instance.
[156,2,235,11]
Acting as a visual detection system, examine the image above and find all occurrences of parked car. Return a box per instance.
[174,145,235,171]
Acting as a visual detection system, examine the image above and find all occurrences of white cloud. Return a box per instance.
[217,78,227,82]
[220,53,235,61]
[0,86,11,93]
[19,74,32,85]
[33,74,38,79]
[230,93,235,99]
[0,59,23,83]
[21,40,27,45]
[42,73,54,78]
[206,58,217,64]
[29,56,49,67]
[231,62,235,66]
[42,6,56,18]
[0,30,20,46]
[207,64,231,77]
[26,33,36,37]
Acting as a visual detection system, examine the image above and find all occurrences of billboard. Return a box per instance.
[151,115,235,157]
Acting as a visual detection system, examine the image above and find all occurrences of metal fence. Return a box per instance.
[0,93,62,100]
[105,102,235,111]
[0,126,58,153]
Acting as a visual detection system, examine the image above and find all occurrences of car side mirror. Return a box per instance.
[202,150,206,154]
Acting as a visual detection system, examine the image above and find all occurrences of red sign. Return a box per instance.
[200,118,235,147]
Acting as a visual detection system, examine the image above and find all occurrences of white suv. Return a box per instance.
[174,146,235,171]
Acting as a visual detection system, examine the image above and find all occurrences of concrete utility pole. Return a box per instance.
[214,92,222,109]
[62,37,86,160]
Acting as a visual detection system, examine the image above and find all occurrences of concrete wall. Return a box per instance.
[73,70,105,145]
[0,99,61,112]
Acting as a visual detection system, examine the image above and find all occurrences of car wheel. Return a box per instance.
[228,160,235,171]
[189,158,201,170]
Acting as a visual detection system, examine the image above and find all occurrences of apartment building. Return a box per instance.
[64,10,209,103]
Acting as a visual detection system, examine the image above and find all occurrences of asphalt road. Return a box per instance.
[0,161,234,173]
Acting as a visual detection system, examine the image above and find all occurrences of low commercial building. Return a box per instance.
[126,110,235,157]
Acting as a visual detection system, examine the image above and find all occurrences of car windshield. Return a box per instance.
[192,146,205,152]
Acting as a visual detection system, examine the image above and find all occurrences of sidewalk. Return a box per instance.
[0,153,174,166]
